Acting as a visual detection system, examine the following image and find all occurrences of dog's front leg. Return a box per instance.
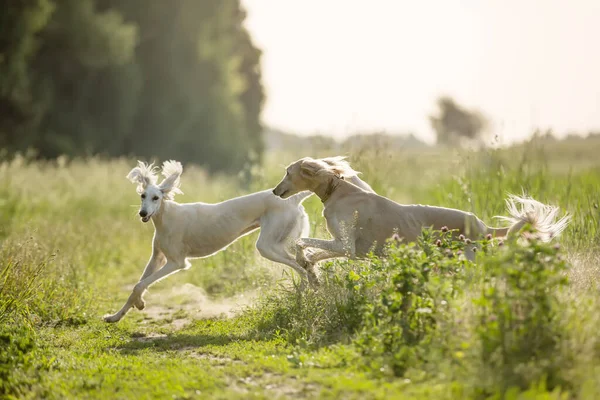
[305,248,344,264]
[139,244,167,282]
[296,238,352,285]
[103,249,166,323]
[103,291,141,323]
[294,246,318,286]
[297,237,355,259]
[134,247,167,310]
[103,259,185,323]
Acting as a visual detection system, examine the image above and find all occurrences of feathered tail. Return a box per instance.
[493,194,571,242]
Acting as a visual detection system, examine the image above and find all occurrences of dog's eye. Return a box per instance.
[152,196,159,201]
[141,194,146,199]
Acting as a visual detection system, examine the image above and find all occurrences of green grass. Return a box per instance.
[1,137,600,399]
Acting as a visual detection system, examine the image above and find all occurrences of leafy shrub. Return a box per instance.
[246,228,473,376]
[473,228,569,395]
[247,225,573,397]
[354,229,471,376]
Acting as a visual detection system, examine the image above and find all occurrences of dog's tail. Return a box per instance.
[491,193,571,241]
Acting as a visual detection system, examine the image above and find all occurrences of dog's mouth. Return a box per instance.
[279,189,290,199]
[141,214,152,223]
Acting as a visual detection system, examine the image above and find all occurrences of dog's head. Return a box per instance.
[127,160,183,223]
[273,157,345,199]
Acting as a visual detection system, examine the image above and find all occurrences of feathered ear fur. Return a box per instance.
[299,158,322,177]
[126,161,158,193]
[158,160,183,200]
[299,156,360,178]
[320,156,359,178]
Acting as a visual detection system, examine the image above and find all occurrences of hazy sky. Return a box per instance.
[242,0,600,143]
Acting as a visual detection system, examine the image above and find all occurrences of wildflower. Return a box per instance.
[459,234,465,241]
[465,238,472,244]
[486,233,492,240]
[441,226,449,232]
[436,239,442,247]
[472,247,477,252]
[498,240,504,247]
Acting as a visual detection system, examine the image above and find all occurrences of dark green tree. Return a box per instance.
[99,0,265,172]
[28,0,138,157]
[0,0,264,173]
[0,0,54,149]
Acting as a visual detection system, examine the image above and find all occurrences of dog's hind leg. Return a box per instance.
[256,235,310,284]
[257,207,316,285]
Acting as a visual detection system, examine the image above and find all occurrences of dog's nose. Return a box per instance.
[139,210,148,218]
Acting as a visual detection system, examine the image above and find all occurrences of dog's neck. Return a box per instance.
[314,176,342,203]
[150,200,170,229]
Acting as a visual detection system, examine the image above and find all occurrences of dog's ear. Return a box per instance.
[158,160,183,198]
[299,158,320,177]
[127,161,156,192]
[127,168,146,186]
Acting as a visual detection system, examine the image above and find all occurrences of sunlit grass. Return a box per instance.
[1,137,599,398]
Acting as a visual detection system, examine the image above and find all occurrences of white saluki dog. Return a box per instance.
[272,157,571,269]
[104,159,374,323]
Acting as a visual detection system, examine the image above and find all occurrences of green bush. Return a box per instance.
[246,229,473,374]
[354,229,471,377]
[473,228,569,395]
[246,226,574,397]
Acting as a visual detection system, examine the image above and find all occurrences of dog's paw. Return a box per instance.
[103,313,121,323]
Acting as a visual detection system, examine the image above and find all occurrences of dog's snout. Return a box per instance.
[272,189,277,195]
[139,210,148,218]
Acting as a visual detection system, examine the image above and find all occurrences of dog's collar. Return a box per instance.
[320,176,341,203]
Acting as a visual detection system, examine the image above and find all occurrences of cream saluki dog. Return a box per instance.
[273,157,570,269]
[104,159,374,322]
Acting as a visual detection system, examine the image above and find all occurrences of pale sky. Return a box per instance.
[242,0,600,144]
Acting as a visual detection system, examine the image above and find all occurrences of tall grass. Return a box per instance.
[0,137,599,398]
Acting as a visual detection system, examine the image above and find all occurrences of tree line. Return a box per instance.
[0,0,264,173]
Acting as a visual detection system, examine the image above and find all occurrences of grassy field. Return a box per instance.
[1,137,600,399]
